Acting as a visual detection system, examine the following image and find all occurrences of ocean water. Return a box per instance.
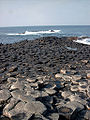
[0,25,90,44]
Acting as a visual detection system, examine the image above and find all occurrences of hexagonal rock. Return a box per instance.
[48,113,59,120]
[57,101,85,119]
[55,73,63,78]
[3,98,19,115]
[70,85,79,92]
[9,66,18,72]
[7,77,17,84]
[72,75,82,80]
[10,81,25,90]
[60,69,66,74]
[26,78,36,83]
[87,73,90,79]
[58,106,73,119]
[0,89,11,103]
[66,101,84,111]
[61,91,72,99]
[24,101,47,114]
[44,88,56,95]
[3,101,33,120]
[68,94,87,105]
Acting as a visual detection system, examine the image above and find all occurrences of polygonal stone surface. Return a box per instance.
[24,101,47,114]
[0,89,11,103]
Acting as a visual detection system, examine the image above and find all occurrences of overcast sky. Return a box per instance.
[0,0,90,27]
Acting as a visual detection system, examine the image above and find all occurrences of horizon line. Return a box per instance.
[0,24,90,28]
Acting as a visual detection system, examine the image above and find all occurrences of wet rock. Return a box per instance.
[0,89,11,104]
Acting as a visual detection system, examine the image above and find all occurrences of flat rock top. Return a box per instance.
[0,89,11,103]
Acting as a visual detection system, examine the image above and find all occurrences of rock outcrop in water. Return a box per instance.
[0,37,90,120]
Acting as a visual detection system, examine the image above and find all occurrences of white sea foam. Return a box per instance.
[7,30,61,36]
[74,38,90,45]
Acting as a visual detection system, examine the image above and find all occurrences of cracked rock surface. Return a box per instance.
[0,37,90,120]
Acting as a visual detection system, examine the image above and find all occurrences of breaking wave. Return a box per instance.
[7,30,61,36]
[74,38,90,45]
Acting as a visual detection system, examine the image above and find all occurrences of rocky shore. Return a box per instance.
[0,36,90,120]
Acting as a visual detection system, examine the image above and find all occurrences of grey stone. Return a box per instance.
[49,113,59,120]
[10,81,25,90]
[66,101,84,111]
[61,91,72,99]
[72,75,82,80]
[70,85,79,92]
[87,73,90,79]
[58,106,73,119]
[11,89,25,99]
[44,88,56,95]
[7,77,17,83]
[24,101,47,114]
[9,66,18,72]
[4,101,33,120]
[26,77,36,83]
[55,73,63,78]
[0,89,11,103]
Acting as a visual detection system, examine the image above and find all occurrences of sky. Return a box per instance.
[0,0,90,27]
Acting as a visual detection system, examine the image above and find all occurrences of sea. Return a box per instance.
[0,25,90,45]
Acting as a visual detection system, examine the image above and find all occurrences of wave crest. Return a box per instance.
[74,38,90,45]
[7,30,61,36]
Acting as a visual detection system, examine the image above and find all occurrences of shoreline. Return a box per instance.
[0,36,90,120]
